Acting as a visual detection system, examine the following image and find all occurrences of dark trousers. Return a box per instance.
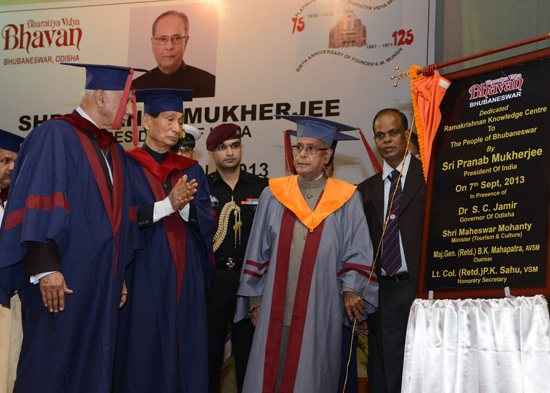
[339,326,359,393]
[207,269,254,393]
[367,279,415,393]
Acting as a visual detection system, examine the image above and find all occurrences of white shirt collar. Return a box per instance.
[382,152,412,186]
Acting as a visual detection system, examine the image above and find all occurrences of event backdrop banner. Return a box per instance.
[0,0,433,183]
[422,54,550,297]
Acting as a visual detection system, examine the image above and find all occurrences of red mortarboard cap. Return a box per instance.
[206,123,241,151]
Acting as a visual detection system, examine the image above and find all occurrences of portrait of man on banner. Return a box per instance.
[128,4,219,98]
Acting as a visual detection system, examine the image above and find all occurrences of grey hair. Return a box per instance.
[152,10,189,36]
[80,90,95,106]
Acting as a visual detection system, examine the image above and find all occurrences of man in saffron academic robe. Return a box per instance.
[0,63,146,393]
[235,115,379,393]
[113,88,215,393]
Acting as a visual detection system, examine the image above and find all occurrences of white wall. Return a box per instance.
[0,0,435,183]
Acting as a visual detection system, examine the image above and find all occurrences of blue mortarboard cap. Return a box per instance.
[283,130,359,142]
[0,129,24,153]
[275,115,358,146]
[135,88,193,114]
[284,130,359,154]
[61,63,149,90]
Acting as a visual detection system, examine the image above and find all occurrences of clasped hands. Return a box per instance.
[169,174,198,211]
[38,177,197,313]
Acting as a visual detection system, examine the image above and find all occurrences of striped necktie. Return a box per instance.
[103,145,112,170]
[381,169,403,276]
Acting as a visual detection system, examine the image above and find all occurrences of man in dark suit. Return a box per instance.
[357,108,426,393]
[133,10,216,98]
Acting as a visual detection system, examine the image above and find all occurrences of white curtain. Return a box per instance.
[402,295,550,393]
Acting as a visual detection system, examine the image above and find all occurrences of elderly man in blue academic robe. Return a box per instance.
[0,63,146,393]
[0,129,24,393]
[113,88,215,393]
[235,115,379,393]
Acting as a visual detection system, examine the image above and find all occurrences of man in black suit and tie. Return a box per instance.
[133,10,216,98]
[357,108,426,393]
